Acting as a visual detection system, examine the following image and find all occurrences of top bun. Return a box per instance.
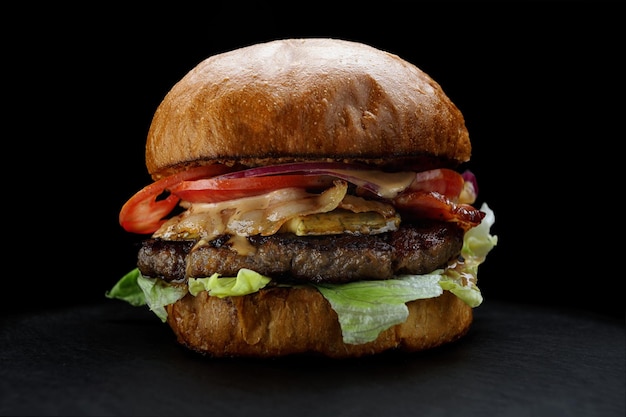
[146,38,471,179]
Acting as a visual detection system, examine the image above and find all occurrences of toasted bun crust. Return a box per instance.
[165,287,473,358]
[146,38,471,179]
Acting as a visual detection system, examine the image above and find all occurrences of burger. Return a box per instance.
[106,38,497,358]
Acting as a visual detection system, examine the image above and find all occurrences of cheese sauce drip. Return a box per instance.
[328,169,415,199]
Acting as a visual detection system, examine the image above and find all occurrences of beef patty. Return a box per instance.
[137,220,464,284]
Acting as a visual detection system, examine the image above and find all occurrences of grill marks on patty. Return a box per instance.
[137,221,464,284]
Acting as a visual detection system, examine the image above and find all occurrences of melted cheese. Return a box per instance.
[154,182,347,254]
[152,180,401,256]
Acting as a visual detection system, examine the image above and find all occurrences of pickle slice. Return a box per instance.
[280,209,400,235]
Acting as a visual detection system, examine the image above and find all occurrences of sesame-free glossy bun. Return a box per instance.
[165,286,473,358]
[145,38,471,179]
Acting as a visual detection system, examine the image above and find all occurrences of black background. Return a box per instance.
[8,3,622,319]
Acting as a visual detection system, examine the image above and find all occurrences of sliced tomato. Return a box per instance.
[393,190,485,231]
[406,168,465,199]
[119,164,235,234]
[120,162,481,235]
[170,174,335,203]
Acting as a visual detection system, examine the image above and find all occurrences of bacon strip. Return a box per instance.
[393,191,485,231]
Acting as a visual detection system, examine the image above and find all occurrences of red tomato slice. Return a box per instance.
[406,168,465,199]
[119,164,235,234]
[170,175,335,203]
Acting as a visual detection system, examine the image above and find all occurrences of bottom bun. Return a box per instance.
[165,286,473,358]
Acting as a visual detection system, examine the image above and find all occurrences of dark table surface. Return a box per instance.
[0,300,626,417]
[1,300,623,417]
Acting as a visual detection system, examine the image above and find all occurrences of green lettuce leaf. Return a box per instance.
[188,269,271,297]
[315,274,443,344]
[105,269,145,307]
[136,275,188,322]
[105,269,187,322]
